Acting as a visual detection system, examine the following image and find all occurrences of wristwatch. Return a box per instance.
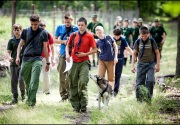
[46,62,50,65]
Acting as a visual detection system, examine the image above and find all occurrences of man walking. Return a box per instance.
[16,14,50,107]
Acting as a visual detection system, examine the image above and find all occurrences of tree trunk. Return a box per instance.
[11,0,16,37]
[176,14,180,78]
[136,0,140,18]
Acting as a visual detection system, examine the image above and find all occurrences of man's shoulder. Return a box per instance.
[56,24,66,29]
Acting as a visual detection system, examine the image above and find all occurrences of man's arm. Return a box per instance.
[7,50,13,63]
[65,45,71,62]
[43,42,50,71]
[155,49,160,72]
[53,36,67,44]
[50,43,55,66]
[76,47,97,58]
[16,39,25,65]
[113,42,118,64]
[125,46,133,55]
[131,50,137,73]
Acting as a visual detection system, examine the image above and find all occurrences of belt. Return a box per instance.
[59,55,65,58]
[23,54,41,57]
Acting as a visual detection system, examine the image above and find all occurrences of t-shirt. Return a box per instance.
[114,36,128,59]
[87,22,103,39]
[55,24,78,55]
[7,37,22,66]
[41,33,54,58]
[132,27,139,45]
[96,35,115,61]
[21,27,48,61]
[67,31,96,62]
[149,26,165,43]
[133,37,158,63]
[121,27,132,45]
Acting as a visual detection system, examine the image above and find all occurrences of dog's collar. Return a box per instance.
[99,84,109,97]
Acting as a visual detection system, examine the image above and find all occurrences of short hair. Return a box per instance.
[95,26,104,32]
[113,28,121,35]
[64,12,73,19]
[39,20,46,26]
[13,24,22,30]
[30,14,40,22]
[139,26,149,34]
[77,17,87,25]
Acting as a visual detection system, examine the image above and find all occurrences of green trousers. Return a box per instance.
[21,60,42,106]
[57,56,69,99]
[68,61,89,111]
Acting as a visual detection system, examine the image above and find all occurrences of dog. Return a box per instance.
[90,75,113,109]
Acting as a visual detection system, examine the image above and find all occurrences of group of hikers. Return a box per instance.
[6,12,166,113]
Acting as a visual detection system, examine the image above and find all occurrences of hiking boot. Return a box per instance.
[10,98,18,105]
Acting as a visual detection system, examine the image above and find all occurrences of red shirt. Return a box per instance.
[42,33,54,58]
[67,31,96,62]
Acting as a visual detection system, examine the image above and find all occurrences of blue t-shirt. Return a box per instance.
[54,24,78,55]
[113,36,128,59]
[97,35,115,61]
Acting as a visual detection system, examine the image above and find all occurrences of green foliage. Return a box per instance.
[162,1,180,17]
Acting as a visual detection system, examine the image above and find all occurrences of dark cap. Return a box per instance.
[92,14,97,18]
[154,18,159,22]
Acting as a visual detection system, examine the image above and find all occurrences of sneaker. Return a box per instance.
[10,98,18,105]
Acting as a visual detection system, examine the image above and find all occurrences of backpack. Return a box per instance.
[136,38,156,62]
[106,35,114,54]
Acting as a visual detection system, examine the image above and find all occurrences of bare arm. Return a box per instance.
[16,39,25,65]
[131,50,137,73]
[53,36,67,44]
[7,50,13,62]
[43,42,50,71]
[161,32,166,44]
[65,45,70,62]
[155,49,160,72]
[125,46,133,55]
[50,43,55,66]
[113,42,118,64]
[76,47,97,58]
[129,34,133,48]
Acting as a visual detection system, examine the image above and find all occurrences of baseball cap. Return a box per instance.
[154,18,159,22]
[138,18,143,23]
[92,14,97,18]
[123,18,128,22]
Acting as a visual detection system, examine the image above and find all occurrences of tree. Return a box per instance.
[163,1,180,78]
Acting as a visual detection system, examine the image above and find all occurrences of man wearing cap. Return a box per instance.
[138,18,143,28]
[121,18,133,65]
[114,19,123,29]
[149,18,166,58]
[54,12,78,102]
[39,20,55,95]
[131,19,140,46]
[87,14,103,67]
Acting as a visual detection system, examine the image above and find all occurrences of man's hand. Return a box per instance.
[131,66,136,73]
[155,64,160,72]
[9,57,14,63]
[45,65,50,72]
[16,57,20,65]
[76,52,87,57]
[66,55,70,63]
[114,57,118,65]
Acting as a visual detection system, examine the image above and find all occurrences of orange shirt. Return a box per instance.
[67,31,96,62]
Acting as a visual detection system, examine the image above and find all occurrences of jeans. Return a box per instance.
[114,58,124,94]
[136,61,156,101]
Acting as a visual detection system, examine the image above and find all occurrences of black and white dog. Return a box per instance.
[90,75,113,109]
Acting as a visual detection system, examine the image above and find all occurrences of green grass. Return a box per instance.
[0,16,179,124]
